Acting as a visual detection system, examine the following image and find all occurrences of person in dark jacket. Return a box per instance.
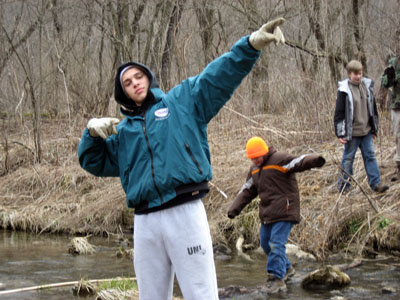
[381,55,400,181]
[334,60,388,193]
[78,18,286,300]
[227,136,325,294]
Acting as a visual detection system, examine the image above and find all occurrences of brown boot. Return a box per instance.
[373,183,389,193]
[262,275,287,294]
[391,163,400,182]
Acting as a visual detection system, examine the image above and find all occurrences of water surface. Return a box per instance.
[0,230,399,299]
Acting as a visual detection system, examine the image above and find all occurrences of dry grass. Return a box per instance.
[73,277,182,300]
[0,118,130,236]
[0,90,399,260]
[68,236,96,255]
[206,101,400,259]
[94,289,182,300]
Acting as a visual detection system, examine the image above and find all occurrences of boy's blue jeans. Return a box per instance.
[260,221,293,279]
[337,133,381,191]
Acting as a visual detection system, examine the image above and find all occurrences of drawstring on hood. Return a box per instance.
[114,62,159,115]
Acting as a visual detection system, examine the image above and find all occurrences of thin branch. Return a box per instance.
[54,45,71,132]
[285,39,347,66]
[223,104,290,142]
[330,152,380,214]
[11,141,34,156]
[0,277,136,296]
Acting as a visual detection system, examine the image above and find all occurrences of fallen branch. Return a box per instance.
[11,140,35,156]
[235,234,253,262]
[339,166,379,213]
[335,259,363,271]
[209,181,227,199]
[0,277,136,295]
[330,153,379,214]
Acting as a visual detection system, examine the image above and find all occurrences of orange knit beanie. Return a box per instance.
[246,136,269,159]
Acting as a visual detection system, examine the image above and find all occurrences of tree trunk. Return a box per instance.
[195,0,215,65]
[161,0,185,91]
[351,0,367,72]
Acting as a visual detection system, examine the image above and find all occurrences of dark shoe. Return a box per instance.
[284,266,296,281]
[373,183,389,193]
[263,276,287,294]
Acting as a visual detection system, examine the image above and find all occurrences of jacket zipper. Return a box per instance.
[142,115,164,203]
[184,143,203,174]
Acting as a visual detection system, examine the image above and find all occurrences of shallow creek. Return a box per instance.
[0,229,399,299]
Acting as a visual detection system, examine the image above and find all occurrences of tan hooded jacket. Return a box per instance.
[228,147,325,224]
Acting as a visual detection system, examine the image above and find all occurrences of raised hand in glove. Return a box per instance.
[87,117,120,139]
[249,17,286,50]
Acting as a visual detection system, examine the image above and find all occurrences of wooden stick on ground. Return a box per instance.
[0,277,136,295]
[331,154,380,214]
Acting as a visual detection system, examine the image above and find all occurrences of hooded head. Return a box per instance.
[114,62,159,111]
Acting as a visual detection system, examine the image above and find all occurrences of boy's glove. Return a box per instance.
[249,17,286,50]
[87,117,120,139]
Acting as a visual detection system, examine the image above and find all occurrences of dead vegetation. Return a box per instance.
[72,277,183,300]
[68,236,96,255]
[206,103,400,260]
[0,103,399,260]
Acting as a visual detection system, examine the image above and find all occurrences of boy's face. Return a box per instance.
[121,67,150,106]
[251,156,264,167]
[348,70,362,85]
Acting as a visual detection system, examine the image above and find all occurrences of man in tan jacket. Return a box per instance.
[228,136,325,294]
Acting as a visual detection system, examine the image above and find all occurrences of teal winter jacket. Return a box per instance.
[78,36,260,212]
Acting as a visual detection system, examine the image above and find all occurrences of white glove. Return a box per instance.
[87,118,120,139]
[273,26,285,44]
[249,17,286,50]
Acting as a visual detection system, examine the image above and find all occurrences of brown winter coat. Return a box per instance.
[228,147,325,225]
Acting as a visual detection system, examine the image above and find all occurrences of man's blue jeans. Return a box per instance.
[338,133,381,191]
[259,221,293,279]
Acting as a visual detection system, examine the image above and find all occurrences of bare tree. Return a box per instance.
[1,0,400,144]
[0,2,42,79]
[160,0,185,90]
[1,0,52,163]
[194,0,215,65]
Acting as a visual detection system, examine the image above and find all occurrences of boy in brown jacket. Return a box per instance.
[227,136,325,293]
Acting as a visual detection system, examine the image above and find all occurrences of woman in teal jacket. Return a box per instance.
[78,18,285,300]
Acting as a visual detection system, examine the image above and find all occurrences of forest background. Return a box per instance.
[0,0,399,260]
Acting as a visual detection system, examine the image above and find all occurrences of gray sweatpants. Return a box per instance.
[133,199,219,300]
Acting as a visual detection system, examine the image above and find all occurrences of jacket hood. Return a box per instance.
[252,146,276,168]
[262,146,276,163]
[338,77,372,93]
[114,62,160,111]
